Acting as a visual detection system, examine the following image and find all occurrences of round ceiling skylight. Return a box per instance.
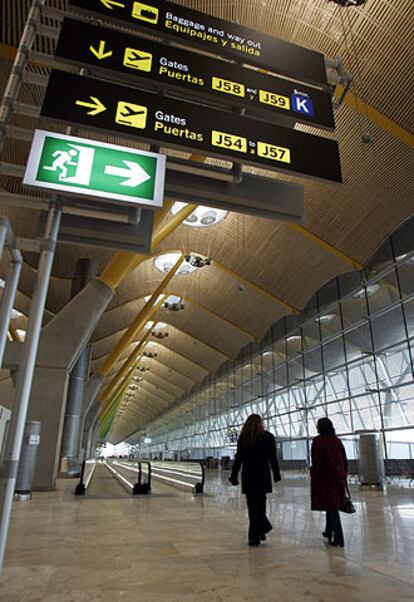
[165,295,181,304]
[171,202,227,228]
[154,252,196,276]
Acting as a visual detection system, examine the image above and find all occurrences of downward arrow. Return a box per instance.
[100,0,125,9]
[90,40,113,60]
[104,161,151,188]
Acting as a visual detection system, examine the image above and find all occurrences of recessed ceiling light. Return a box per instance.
[316,314,336,323]
[171,202,227,228]
[154,252,196,276]
[353,284,380,298]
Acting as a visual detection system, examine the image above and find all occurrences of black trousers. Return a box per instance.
[325,510,344,546]
[245,493,272,543]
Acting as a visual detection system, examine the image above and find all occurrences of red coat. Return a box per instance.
[310,435,347,511]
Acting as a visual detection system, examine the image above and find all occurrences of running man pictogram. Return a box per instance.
[43,148,78,180]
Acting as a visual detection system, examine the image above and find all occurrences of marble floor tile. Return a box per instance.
[1,473,414,601]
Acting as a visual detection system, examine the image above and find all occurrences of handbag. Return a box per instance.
[342,482,356,514]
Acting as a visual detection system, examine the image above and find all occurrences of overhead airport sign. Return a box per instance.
[23,130,166,206]
[41,72,342,183]
[68,0,328,87]
[56,19,335,131]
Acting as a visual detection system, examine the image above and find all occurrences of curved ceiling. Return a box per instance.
[0,0,413,443]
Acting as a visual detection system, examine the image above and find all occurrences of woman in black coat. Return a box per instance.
[230,414,281,546]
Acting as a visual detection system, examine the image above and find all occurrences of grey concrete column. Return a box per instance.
[59,259,96,476]
[0,260,114,490]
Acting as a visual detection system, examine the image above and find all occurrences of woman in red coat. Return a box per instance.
[310,417,348,548]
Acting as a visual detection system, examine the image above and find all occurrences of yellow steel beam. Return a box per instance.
[286,223,364,271]
[8,324,22,342]
[212,260,301,314]
[98,296,165,380]
[91,305,231,359]
[100,355,143,423]
[99,329,152,406]
[335,85,414,150]
[100,378,132,428]
[98,255,185,377]
[98,201,194,292]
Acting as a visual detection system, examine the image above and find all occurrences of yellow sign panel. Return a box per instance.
[115,102,148,129]
[211,77,245,98]
[257,141,291,164]
[124,48,153,72]
[211,131,247,153]
[132,2,159,24]
[259,90,290,110]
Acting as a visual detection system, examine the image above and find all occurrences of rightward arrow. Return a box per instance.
[75,96,107,116]
[100,0,125,9]
[104,161,151,188]
[90,40,113,60]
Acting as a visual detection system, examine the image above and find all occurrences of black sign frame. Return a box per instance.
[41,71,342,183]
[56,18,335,131]
[68,0,328,87]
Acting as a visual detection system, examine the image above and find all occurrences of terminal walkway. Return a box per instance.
[1,472,414,601]
[87,463,130,500]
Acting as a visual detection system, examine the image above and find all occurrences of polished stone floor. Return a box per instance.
[1,468,414,601]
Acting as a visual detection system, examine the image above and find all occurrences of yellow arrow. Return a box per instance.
[90,40,113,60]
[100,0,125,8]
[75,96,107,116]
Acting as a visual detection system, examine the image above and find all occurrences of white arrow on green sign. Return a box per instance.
[23,130,166,207]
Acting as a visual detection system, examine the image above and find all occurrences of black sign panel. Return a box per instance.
[68,0,328,87]
[41,71,342,183]
[57,19,335,131]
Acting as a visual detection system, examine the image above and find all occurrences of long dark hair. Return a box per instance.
[317,417,336,436]
[239,414,264,445]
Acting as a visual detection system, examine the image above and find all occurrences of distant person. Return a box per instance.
[311,417,348,548]
[230,414,281,547]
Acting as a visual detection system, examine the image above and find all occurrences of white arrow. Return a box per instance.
[104,161,151,188]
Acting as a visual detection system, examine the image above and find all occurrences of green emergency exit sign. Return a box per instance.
[23,130,166,207]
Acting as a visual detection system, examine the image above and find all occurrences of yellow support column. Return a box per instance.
[100,350,145,422]
[99,327,153,406]
[286,223,364,271]
[98,254,185,378]
[213,260,301,314]
[98,202,195,292]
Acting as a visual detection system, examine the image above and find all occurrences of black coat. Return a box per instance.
[230,431,281,495]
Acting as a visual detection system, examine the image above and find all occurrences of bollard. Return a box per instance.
[15,422,41,501]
